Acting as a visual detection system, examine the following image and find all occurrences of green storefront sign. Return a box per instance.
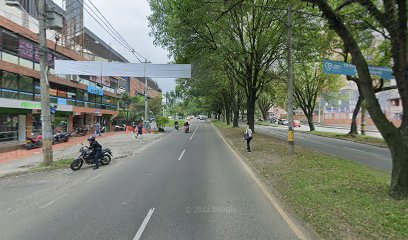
[20,102,41,109]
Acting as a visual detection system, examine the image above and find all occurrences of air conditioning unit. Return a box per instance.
[116,88,126,95]
[68,75,80,82]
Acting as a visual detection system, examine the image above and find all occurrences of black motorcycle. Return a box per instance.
[175,123,179,130]
[70,144,113,171]
[52,131,69,144]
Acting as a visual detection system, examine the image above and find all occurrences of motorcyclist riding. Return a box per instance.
[183,121,190,132]
[174,121,179,130]
[88,136,102,170]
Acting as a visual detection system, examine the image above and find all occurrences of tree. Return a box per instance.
[293,64,342,131]
[257,80,286,121]
[301,0,408,198]
[148,95,163,117]
[148,0,287,132]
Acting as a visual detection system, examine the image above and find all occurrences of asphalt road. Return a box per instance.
[254,124,392,172]
[0,121,299,240]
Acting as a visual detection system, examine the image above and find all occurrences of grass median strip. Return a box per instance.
[29,159,74,173]
[307,131,387,148]
[212,120,408,240]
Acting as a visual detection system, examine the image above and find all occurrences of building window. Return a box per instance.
[19,75,34,93]
[2,30,18,55]
[1,71,18,90]
[0,114,19,142]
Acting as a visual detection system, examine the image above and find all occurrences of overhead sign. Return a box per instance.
[55,60,192,78]
[323,59,394,80]
[88,85,104,96]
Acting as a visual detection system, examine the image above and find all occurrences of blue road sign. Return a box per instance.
[323,59,394,80]
[50,106,57,114]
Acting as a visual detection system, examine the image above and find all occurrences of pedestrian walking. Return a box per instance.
[244,125,253,152]
[94,121,102,137]
[136,121,144,140]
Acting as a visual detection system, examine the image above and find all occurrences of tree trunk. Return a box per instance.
[233,107,239,127]
[361,105,366,136]
[349,96,362,136]
[226,109,231,125]
[247,93,256,132]
[307,114,315,131]
[389,134,408,199]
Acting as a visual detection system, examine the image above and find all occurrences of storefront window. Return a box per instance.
[0,114,18,142]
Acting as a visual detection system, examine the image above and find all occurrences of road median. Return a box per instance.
[212,120,408,240]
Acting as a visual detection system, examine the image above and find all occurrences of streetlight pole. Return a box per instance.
[38,0,53,164]
[287,2,295,154]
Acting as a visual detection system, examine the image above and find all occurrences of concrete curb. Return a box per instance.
[211,121,320,240]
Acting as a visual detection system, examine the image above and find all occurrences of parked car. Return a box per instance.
[269,117,278,124]
[283,120,289,126]
[278,119,287,125]
[294,120,301,127]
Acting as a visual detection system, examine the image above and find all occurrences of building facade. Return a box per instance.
[0,1,161,149]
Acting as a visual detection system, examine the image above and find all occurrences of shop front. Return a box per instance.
[0,97,73,145]
[73,106,118,133]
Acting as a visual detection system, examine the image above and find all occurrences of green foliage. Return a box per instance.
[148,95,163,116]
[156,116,169,128]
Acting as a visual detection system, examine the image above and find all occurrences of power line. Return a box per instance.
[73,0,142,62]
[70,0,146,62]
[87,0,147,61]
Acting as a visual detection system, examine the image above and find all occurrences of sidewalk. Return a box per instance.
[0,130,167,177]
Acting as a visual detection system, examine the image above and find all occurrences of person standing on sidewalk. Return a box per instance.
[244,125,253,152]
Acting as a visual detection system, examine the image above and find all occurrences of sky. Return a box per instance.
[54,0,176,93]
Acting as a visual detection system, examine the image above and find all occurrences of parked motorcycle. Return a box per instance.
[71,127,89,137]
[114,124,126,131]
[25,134,43,150]
[52,131,69,144]
[70,144,113,171]
[175,123,179,130]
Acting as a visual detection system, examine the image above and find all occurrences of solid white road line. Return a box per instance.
[343,147,384,158]
[190,125,199,140]
[39,193,66,209]
[89,173,103,182]
[178,149,186,161]
[133,208,155,240]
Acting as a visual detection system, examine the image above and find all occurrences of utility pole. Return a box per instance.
[144,60,149,124]
[38,0,53,164]
[287,2,295,154]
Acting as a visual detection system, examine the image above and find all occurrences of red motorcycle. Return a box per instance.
[25,134,43,150]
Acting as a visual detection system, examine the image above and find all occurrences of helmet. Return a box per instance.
[87,136,95,142]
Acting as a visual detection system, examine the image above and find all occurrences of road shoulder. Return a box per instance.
[212,120,408,240]
[211,121,318,240]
